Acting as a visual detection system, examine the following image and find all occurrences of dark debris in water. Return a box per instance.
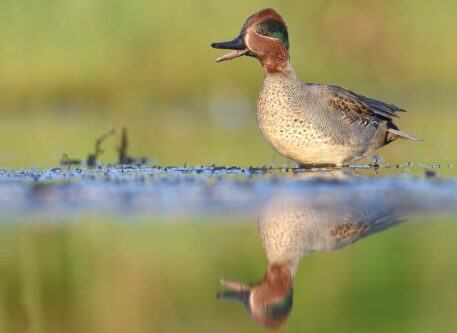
[60,154,81,168]
[0,163,456,221]
[60,126,152,170]
[117,127,150,165]
[86,127,116,168]
[0,163,455,183]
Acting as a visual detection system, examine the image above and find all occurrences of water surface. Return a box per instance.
[0,166,456,332]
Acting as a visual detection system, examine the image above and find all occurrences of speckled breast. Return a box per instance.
[256,74,370,165]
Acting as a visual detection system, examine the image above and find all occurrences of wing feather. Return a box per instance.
[327,85,405,128]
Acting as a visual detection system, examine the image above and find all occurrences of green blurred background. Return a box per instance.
[1,0,456,168]
[1,2,457,332]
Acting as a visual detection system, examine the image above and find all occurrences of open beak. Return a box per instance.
[211,34,249,62]
[216,278,251,312]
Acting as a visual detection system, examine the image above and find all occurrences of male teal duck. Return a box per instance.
[212,8,420,166]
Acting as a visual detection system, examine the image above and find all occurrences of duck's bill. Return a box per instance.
[211,35,248,62]
[214,49,249,62]
[216,289,250,305]
[219,278,250,291]
[216,277,251,309]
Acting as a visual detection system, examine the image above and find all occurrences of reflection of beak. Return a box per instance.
[211,35,249,62]
[216,278,251,312]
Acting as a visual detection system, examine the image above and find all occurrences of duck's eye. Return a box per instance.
[254,20,289,49]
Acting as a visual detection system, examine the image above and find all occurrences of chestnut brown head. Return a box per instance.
[216,264,293,329]
[211,8,290,73]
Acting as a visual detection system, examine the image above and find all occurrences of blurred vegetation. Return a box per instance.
[0,218,456,332]
[1,2,456,331]
[0,0,456,168]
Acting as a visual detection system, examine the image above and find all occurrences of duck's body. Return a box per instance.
[212,8,420,165]
[258,65,397,165]
[258,196,403,273]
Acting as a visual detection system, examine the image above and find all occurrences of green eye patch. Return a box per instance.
[255,20,289,50]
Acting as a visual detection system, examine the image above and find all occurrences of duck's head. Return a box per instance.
[216,264,293,329]
[211,8,290,73]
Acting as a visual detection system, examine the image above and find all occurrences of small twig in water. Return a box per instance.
[60,154,81,169]
[117,127,150,165]
[87,127,116,168]
[117,127,129,165]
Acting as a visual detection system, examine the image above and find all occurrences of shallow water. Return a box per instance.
[0,165,456,332]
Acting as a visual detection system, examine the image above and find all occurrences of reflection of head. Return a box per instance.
[217,264,293,329]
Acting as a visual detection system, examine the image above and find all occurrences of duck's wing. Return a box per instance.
[326,85,421,140]
[326,85,400,126]
[330,212,405,248]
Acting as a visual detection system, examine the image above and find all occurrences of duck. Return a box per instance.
[211,8,421,166]
[217,194,404,328]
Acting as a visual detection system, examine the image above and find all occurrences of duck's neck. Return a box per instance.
[263,60,297,80]
[267,257,300,278]
[257,45,293,74]
[264,264,294,287]
[283,259,299,278]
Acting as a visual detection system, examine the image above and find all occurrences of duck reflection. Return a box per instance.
[217,195,405,329]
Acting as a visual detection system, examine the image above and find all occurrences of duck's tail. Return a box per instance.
[386,128,423,142]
